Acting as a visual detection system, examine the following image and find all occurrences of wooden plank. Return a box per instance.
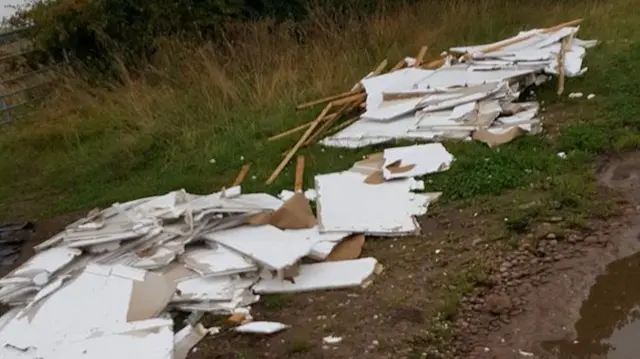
[294,156,305,192]
[304,100,360,146]
[266,104,333,185]
[414,46,428,67]
[232,164,251,186]
[296,90,362,110]
[267,112,337,142]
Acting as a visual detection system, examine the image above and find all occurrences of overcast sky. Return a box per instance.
[1,0,26,23]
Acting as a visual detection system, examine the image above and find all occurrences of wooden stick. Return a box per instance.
[296,90,362,110]
[267,113,337,141]
[557,35,569,95]
[390,59,406,72]
[372,59,388,76]
[330,93,366,107]
[414,46,428,67]
[294,155,305,192]
[266,103,332,185]
[232,164,250,186]
[304,101,357,146]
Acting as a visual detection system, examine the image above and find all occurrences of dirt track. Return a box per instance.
[5,155,640,359]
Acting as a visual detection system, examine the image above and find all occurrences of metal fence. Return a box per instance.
[0,26,56,124]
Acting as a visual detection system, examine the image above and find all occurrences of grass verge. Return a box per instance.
[0,0,638,219]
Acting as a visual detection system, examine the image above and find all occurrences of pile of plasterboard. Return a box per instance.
[265,19,597,184]
[0,143,452,358]
[320,22,597,149]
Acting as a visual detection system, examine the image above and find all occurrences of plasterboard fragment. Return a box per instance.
[382,144,454,180]
[204,225,312,270]
[34,319,175,359]
[472,126,524,147]
[180,246,257,277]
[0,264,176,351]
[173,323,210,359]
[315,171,432,235]
[234,321,289,334]
[253,257,382,294]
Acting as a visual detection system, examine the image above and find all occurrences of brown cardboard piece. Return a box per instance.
[127,271,177,322]
[246,192,316,230]
[325,234,366,262]
[472,126,524,147]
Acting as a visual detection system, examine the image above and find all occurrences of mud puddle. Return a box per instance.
[542,250,640,358]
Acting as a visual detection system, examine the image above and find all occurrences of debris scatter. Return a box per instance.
[0,20,597,357]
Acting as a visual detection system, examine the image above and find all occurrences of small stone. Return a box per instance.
[547,233,557,240]
[549,216,563,223]
[486,294,512,315]
[549,239,558,246]
[585,236,598,244]
[554,254,564,261]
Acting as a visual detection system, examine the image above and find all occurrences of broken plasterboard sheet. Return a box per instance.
[33,318,174,359]
[173,289,259,314]
[130,189,191,219]
[350,153,384,175]
[203,225,313,270]
[382,143,454,180]
[234,321,289,334]
[253,257,382,293]
[285,226,351,261]
[0,264,176,351]
[360,68,435,109]
[174,323,210,359]
[360,97,423,122]
[180,246,257,277]
[315,171,433,236]
[319,114,442,149]
[1,247,81,286]
[387,65,534,95]
[173,275,256,303]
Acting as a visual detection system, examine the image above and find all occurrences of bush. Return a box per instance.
[8,0,415,75]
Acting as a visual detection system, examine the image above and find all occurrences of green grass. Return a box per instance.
[0,0,638,225]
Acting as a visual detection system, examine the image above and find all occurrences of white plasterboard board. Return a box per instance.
[174,324,209,359]
[315,171,431,235]
[1,247,81,284]
[497,102,539,125]
[173,275,256,303]
[360,97,423,122]
[0,264,175,351]
[320,114,442,149]
[203,225,312,270]
[386,66,534,95]
[360,68,434,109]
[174,290,259,314]
[253,257,381,293]
[234,321,289,334]
[382,143,454,180]
[417,82,505,112]
[34,319,174,359]
[181,246,257,277]
[308,241,339,260]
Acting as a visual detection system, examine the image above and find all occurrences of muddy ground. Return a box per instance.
[4,155,640,359]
